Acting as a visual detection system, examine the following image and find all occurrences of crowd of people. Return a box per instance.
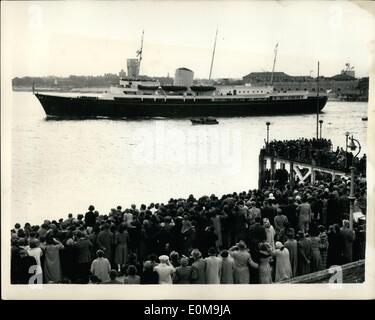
[11,173,366,285]
[264,138,367,176]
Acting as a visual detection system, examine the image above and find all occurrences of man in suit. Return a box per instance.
[297,197,312,233]
[97,223,113,262]
[297,231,312,276]
[76,231,92,283]
[340,220,356,263]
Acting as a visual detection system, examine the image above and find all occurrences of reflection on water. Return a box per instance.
[9,92,368,224]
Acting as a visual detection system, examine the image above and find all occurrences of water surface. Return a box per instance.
[9,92,368,225]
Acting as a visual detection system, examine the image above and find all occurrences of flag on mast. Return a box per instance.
[137,30,144,62]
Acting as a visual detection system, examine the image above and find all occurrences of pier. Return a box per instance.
[258,148,349,190]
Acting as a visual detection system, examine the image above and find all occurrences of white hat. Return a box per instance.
[268,193,275,200]
[159,255,169,262]
[275,241,283,249]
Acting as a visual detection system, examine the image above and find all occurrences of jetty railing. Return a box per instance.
[258,148,349,189]
[279,259,365,284]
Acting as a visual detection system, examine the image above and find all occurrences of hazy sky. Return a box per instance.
[2,1,375,79]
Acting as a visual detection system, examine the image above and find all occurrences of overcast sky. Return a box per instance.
[2,1,375,79]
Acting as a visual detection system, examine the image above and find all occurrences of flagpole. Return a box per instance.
[138,30,144,75]
[270,43,278,86]
[209,27,218,82]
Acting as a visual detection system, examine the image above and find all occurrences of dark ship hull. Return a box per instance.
[35,93,327,119]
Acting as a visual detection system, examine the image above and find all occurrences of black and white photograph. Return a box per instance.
[1,0,374,300]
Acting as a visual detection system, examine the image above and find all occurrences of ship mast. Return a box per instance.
[136,30,144,75]
[208,27,218,82]
[270,43,278,85]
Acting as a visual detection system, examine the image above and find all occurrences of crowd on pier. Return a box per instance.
[264,138,367,175]
[11,173,366,285]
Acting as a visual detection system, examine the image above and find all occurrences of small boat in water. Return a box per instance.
[362,116,368,121]
[191,117,219,125]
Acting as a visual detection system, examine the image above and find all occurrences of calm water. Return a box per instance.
[8,92,368,225]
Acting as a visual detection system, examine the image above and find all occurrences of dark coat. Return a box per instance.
[327,198,341,225]
[298,238,312,276]
[261,206,277,223]
[140,269,159,284]
[84,211,96,227]
[76,238,92,264]
[191,259,206,284]
[97,230,113,260]
[340,227,356,263]
[282,204,298,231]
[327,231,344,267]
[248,223,267,247]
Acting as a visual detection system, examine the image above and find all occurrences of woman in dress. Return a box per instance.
[258,242,273,284]
[114,225,129,273]
[274,241,292,282]
[229,241,258,284]
[318,225,329,270]
[173,257,192,284]
[27,239,43,277]
[43,235,64,283]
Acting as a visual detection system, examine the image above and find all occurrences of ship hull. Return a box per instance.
[35,93,327,119]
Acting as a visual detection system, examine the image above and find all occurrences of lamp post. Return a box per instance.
[316,61,320,139]
[348,167,355,230]
[319,119,323,139]
[345,131,350,170]
[347,135,361,230]
[266,121,271,145]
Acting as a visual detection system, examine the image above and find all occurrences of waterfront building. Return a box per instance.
[242,70,368,101]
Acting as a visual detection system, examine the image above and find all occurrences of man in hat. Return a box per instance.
[340,220,356,263]
[296,197,311,233]
[263,218,276,252]
[229,241,257,284]
[247,201,261,227]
